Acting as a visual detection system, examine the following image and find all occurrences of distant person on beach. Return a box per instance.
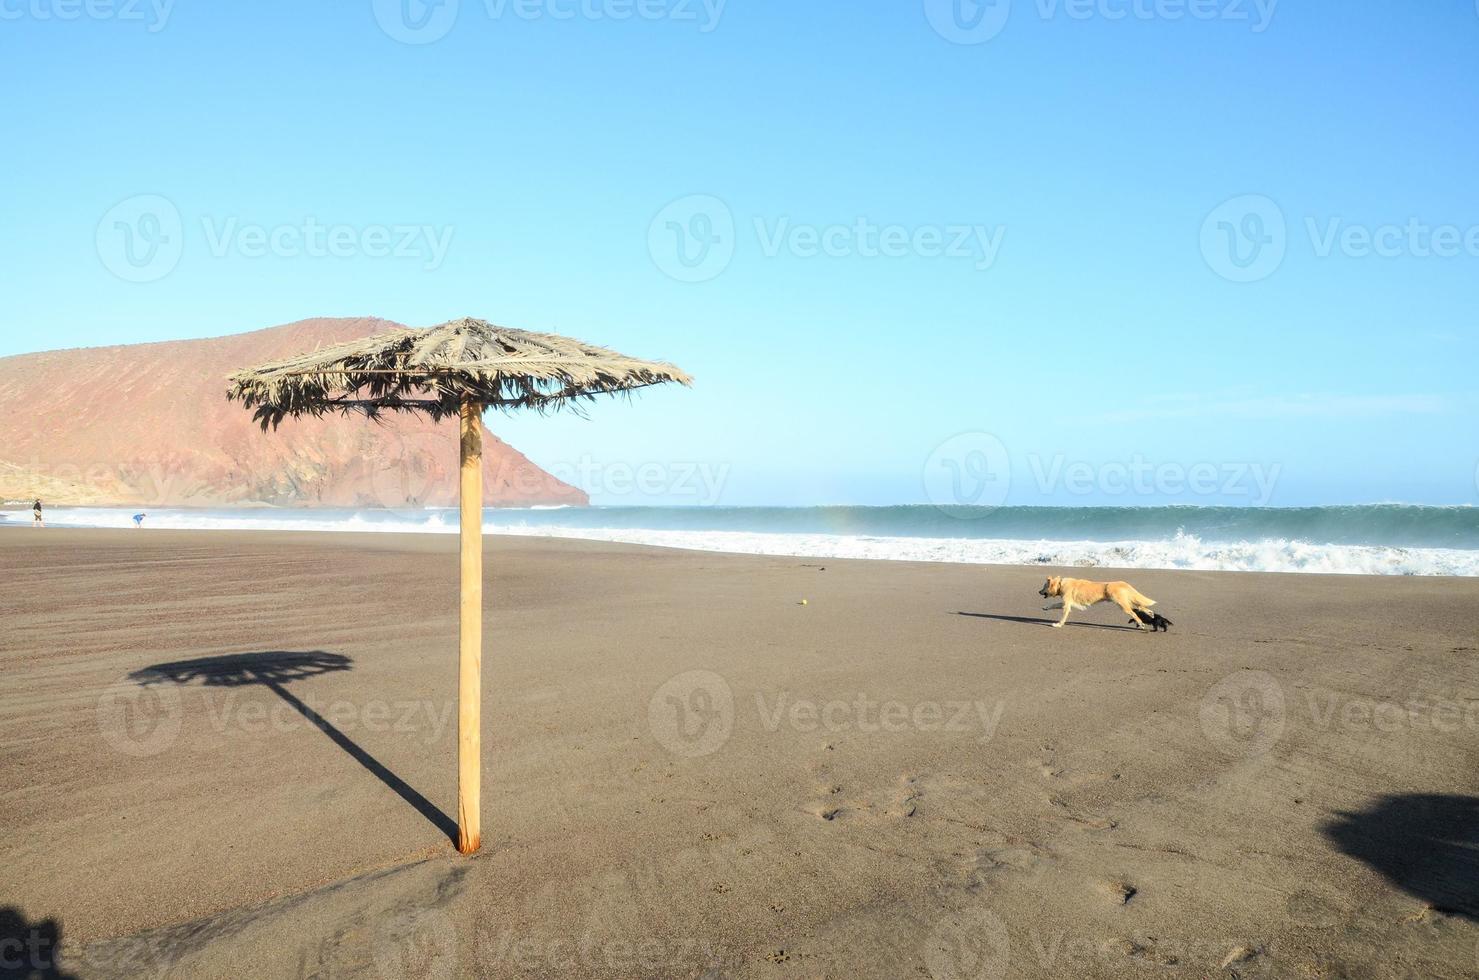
[33,499,43,527]
[133,513,147,528]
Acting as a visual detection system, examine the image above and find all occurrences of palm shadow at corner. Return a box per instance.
[955,612,1141,631]
[129,651,457,846]
[0,907,76,980]
[1321,793,1479,920]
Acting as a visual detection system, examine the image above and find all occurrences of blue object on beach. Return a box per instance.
[133,514,146,527]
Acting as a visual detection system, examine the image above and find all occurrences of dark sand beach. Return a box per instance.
[2,529,1477,978]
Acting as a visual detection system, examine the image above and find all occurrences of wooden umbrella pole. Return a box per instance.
[457,399,484,854]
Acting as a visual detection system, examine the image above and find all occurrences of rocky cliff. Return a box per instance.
[0,317,588,508]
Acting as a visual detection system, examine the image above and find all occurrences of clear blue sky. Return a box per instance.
[3,1,1476,506]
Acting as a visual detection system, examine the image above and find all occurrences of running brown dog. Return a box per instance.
[1038,575,1158,630]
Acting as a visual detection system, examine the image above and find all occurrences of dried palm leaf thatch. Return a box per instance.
[227,316,692,429]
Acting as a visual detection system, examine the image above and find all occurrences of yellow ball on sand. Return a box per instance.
[799,599,808,605]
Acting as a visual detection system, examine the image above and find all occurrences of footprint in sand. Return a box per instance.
[1106,938,1181,967]
[890,774,922,818]
[1036,763,1120,788]
[1284,889,1344,929]
[805,773,925,823]
[1104,938,1145,959]
[962,842,1055,890]
[1094,879,1137,905]
[803,774,847,821]
[1220,945,1262,970]
[1045,794,1118,831]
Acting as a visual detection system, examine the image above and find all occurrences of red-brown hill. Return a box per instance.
[0,317,587,508]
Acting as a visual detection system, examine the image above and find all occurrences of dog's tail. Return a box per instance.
[1127,588,1156,609]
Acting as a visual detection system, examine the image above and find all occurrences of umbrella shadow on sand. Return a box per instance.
[1321,793,1479,920]
[129,651,458,845]
[0,907,76,980]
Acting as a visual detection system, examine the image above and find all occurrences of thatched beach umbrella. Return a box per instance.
[228,316,690,854]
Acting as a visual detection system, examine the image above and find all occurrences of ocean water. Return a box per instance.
[5,503,1479,577]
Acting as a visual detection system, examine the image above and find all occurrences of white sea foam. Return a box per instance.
[5,508,1478,576]
[485,526,1479,577]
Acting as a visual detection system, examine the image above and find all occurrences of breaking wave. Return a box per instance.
[5,504,1477,576]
